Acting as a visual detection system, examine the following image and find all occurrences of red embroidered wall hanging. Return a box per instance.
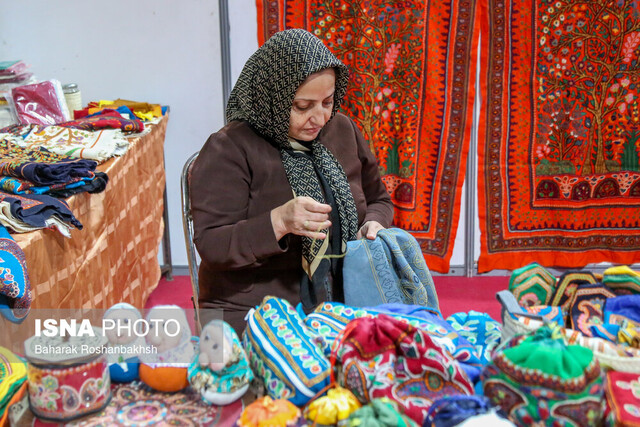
[478,0,640,272]
[257,0,480,272]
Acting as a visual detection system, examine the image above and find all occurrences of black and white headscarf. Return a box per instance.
[226,29,358,281]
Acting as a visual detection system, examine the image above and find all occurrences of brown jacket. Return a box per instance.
[191,113,393,332]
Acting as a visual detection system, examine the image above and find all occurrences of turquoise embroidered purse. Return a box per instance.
[242,296,331,406]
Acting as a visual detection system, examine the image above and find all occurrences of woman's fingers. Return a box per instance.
[303,219,331,232]
[297,196,332,213]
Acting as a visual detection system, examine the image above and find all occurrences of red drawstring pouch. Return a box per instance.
[334,313,474,424]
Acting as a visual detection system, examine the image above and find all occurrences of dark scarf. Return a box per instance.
[226,29,358,304]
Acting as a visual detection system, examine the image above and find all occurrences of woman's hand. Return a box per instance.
[357,221,385,240]
[270,196,332,241]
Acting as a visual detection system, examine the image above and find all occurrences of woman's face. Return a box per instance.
[288,68,336,141]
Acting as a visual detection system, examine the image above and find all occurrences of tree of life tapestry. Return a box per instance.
[478,0,640,272]
[257,0,480,272]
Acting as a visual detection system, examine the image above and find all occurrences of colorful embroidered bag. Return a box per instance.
[482,325,605,426]
[549,271,599,317]
[336,314,474,424]
[508,262,557,306]
[568,282,616,337]
[603,265,640,295]
[242,296,331,406]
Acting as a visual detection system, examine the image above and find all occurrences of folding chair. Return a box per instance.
[180,151,202,334]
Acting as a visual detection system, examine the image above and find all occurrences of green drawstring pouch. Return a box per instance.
[346,398,418,427]
[482,325,605,426]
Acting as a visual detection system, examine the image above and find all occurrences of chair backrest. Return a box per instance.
[180,151,201,334]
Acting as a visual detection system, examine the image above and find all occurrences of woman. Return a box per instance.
[191,29,394,333]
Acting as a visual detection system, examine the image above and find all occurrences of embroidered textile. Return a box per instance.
[258,0,480,272]
[65,380,239,426]
[0,225,31,324]
[605,371,640,427]
[7,124,129,162]
[604,265,640,295]
[0,133,97,185]
[568,283,616,336]
[0,346,27,416]
[346,398,418,427]
[188,320,253,396]
[446,311,502,366]
[508,263,558,307]
[336,314,474,424]
[478,0,640,272]
[482,326,605,426]
[551,271,599,315]
[243,296,331,406]
[343,227,439,309]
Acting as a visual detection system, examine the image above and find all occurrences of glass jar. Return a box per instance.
[62,83,82,115]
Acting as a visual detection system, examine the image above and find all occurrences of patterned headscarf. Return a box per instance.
[226,29,358,278]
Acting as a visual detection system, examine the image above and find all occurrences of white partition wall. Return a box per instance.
[1,0,225,273]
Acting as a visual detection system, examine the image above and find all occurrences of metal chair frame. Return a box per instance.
[180,151,202,334]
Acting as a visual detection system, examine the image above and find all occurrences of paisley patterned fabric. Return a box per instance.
[336,314,474,424]
[227,28,358,280]
[550,271,599,316]
[0,225,31,323]
[482,326,605,426]
[568,283,616,337]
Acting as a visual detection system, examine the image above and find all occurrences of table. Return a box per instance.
[13,115,169,310]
